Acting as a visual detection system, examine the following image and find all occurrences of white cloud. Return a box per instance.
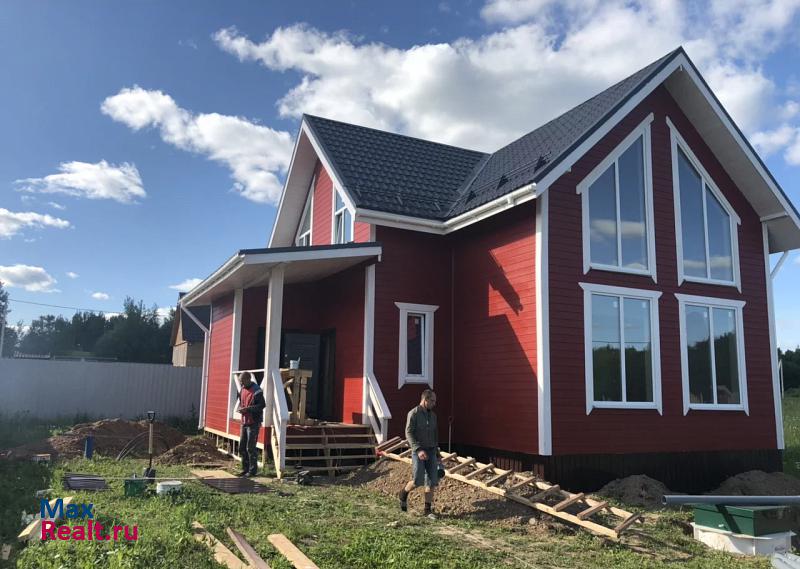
[91,292,110,300]
[66,271,79,279]
[101,87,293,204]
[169,277,202,292]
[0,265,59,292]
[752,125,797,156]
[0,208,71,239]
[156,306,174,323]
[213,1,800,159]
[47,202,66,211]
[15,161,145,204]
[103,312,121,320]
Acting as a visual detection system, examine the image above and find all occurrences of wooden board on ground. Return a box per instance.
[191,469,236,479]
[227,527,271,569]
[268,533,320,569]
[18,496,73,542]
[379,442,642,540]
[191,522,249,569]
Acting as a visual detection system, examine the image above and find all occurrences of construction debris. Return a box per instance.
[378,437,642,540]
[268,533,320,569]
[191,468,272,494]
[227,527,272,569]
[191,522,249,569]
[63,473,108,491]
[18,497,73,542]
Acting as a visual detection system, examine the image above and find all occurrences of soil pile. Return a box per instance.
[7,419,185,460]
[598,475,670,510]
[342,459,540,528]
[710,470,800,496]
[157,436,229,465]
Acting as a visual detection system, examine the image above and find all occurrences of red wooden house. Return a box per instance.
[180,48,800,491]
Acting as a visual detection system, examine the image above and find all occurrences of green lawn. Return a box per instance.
[783,394,800,478]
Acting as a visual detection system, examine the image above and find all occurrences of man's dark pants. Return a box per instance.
[240,423,260,474]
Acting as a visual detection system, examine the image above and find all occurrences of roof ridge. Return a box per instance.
[303,114,488,156]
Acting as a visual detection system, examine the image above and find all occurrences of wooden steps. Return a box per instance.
[282,424,377,476]
[378,441,642,540]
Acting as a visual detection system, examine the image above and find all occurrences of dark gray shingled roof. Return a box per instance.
[304,48,682,221]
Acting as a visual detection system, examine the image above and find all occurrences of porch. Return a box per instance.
[181,243,392,477]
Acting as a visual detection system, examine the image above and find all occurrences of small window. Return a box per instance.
[578,115,656,279]
[669,119,741,288]
[333,190,353,244]
[580,283,662,413]
[395,302,437,387]
[677,294,748,413]
[295,179,314,247]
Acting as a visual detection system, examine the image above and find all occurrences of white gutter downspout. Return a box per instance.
[182,305,210,429]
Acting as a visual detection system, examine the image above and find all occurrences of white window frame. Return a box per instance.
[577,114,657,281]
[332,187,355,244]
[395,302,437,388]
[580,283,662,414]
[295,176,315,247]
[676,293,748,415]
[668,117,742,291]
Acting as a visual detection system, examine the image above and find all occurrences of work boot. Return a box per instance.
[398,490,408,512]
[424,503,435,519]
[236,470,248,477]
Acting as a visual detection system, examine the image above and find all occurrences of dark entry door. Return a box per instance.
[281,332,327,420]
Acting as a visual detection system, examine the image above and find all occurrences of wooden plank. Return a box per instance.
[464,463,494,479]
[507,476,537,492]
[191,522,249,569]
[485,471,511,486]
[553,492,585,512]
[375,436,402,451]
[398,449,413,458]
[226,527,271,569]
[613,512,643,535]
[268,533,320,569]
[191,469,236,479]
[576,501,608,520]
[529,485,561,502]
[18,496,73,542]
[380,439,408,455]
[447,457,476,474]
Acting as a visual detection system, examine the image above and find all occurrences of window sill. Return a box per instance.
[399,376,432,388]
[686,404,748,414]
[680,276,740,290]
[588,402,661,414]
[586,264,656,281]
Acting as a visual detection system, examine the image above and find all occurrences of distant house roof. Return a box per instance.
[171,294,210,345]
[302,49,681,221]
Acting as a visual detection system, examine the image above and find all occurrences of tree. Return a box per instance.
[0,280,12,357]
[94,298,173,363]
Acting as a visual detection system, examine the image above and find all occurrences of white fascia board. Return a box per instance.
[180,254,245,308]
[242,245,383,266]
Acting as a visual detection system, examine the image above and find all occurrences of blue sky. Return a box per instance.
[2,0,800,348]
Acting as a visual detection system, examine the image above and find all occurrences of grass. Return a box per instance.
[9,398,800,567]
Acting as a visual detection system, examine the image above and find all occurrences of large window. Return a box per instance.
[295,179,314,247]
[578,115,656,279]
[395,302,437,387]
[669,119,741,288]
[677,294,747,413]
[580,283,662,413]
[333,189,353,244]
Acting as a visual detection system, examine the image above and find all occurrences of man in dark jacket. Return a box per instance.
[237,371,266,477]
[399,389,441,517]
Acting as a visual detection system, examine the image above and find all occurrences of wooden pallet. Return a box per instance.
[377,438,642,540]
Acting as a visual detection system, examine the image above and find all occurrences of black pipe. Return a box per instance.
[663,495,800,506]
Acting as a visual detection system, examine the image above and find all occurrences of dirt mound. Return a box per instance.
[598,475,670,510]
[341,459,541,528]
[156,436,229,466]
[7,419,185,460]
[710,470,800,496]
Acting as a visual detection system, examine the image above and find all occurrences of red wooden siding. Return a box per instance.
[206,294,234,435]
[547,85,776,455]
[451,202,538,454]
[354,222,372,243]
[373,226,453,441]
[311,162,333,246]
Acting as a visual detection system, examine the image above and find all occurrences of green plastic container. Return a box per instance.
[124,478,147,497]
[693,505,793,536]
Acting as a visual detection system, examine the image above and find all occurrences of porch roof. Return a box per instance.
[180,242,382,307]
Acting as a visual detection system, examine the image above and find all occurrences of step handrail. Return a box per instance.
[365,371,391,443]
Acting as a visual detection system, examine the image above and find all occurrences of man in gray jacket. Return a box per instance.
[399,389,441,517]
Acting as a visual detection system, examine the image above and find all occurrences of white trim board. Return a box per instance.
[579,283,663,414]
[675,293,749,415]
[577,113,657,281]
[294,175,315,246]
[763,224,785,449]
[227,288,243,434]
[395,302,438,388]
[362,263,376,420]
[535,192,552,455]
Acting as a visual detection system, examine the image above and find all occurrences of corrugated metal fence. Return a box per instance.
[0,359,201,420]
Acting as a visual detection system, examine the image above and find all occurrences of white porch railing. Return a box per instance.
[269,367,290,476]
[364,371,391,443]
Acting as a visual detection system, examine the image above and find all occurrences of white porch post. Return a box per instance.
[264,265,285,424]
[226,288,243,435]
[362,264,375,423]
